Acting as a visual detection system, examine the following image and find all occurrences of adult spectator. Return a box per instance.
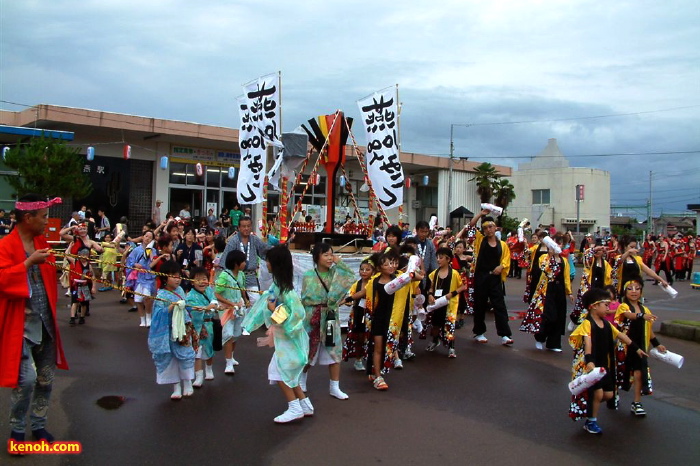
[67,211,80,228]
[469,209,513,346]
[0,194,68,445]
[206,208,217,230]
[229,204,243,232]
[179,204,192,223]
[152,200,162,225]
[220,216,271,307]
[413,220,438,285]
[96,207,110,241]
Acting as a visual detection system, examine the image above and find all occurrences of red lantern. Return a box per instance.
[123,145,131,160]
[405,177,411,188]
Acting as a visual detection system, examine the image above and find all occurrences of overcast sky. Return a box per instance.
[2,0,699,217]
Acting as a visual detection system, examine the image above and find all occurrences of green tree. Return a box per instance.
[3,135,93,199]
[469,162,500,203]
[498,214,520,234]
[493,178,516,211]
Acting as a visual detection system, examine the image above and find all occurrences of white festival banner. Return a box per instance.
[357,88,404,209]
[237,73,282,204]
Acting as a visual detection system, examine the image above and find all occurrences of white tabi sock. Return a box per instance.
[274,399,304,423]
[329,380,348,400]
[300,397,314,416]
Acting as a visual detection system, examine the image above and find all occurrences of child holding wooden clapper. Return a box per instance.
[241,245,311,424]
[569,288,646,434]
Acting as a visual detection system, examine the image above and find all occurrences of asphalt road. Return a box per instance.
[2,269,699,465]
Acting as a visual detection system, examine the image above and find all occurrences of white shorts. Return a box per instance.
[134,283,155,303]
[267,354,283,383]
[309,344,335,366]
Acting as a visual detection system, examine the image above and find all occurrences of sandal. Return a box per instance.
[373,376,388,391]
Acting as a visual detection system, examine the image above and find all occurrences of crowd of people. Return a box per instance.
[1,196,695,447]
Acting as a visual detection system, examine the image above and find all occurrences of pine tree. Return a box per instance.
[3,135,93,199]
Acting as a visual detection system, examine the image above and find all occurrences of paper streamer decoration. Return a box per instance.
[87,146,95,161]
[228,167,236,179]
[481,203,503,217]
[426,295,449,312]
[160,156,168,170]
[2,147,9,160]
[661,285,678,299]
[542,236,562,254]
[123,145,131,160]
[650,348,684,368]
[569,367,606,396]
[383,273,412,295]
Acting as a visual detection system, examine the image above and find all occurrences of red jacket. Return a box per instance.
[0,229,68,387]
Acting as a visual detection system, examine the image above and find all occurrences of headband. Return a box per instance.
[588,299,611,309]
[15,197,62,210]
[482,221,496,228]
[623,280,642,291]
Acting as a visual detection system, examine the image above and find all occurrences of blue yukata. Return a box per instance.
[186,287,216,360]
[148,287,195,384]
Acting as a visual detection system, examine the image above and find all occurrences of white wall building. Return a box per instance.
[508,138,610,234]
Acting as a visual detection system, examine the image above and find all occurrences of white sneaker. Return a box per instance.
[300,398,314,417]
[139,316,146,327]
[224,360,235,375]
[330,381,349,400]
[547,347,562,353]
[182,379,194,397]
[501,336,514,346]
[474,334,488,343]
[231,357,240,366]
[193,370,204,388]
[145,314,152,327]
[535,341,544,350]
[354,360,366,371]
[205,365,214,380]
[171,383,182,400]
[274,400,304,423]
[299,372,308,392]
[393,358,403,370]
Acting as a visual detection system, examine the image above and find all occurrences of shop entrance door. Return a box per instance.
[170,187,204,222]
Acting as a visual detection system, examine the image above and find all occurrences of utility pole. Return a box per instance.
[447,124,454,229]
[648,171,653,234]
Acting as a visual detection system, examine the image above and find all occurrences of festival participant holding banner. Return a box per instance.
[468,209,513,345]
[569,288,645,434]
[300,243,356,399]
[614,278,669,416]
[520,233,574,351]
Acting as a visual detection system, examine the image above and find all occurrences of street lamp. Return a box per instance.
[447,123,471,228]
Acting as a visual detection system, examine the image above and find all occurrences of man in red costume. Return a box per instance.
[0,194,68,447]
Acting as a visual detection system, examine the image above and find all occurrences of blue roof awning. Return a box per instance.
[0,125,74,141]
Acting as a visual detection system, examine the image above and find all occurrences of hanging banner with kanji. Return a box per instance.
[237,73,282,204]
[357,87,404,209]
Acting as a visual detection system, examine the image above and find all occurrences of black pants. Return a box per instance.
[509,259,521,278]
[658,263,673,285]
[535,281,566,349]
[472,274,512,337]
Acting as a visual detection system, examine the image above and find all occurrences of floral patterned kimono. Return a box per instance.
[419,268,461,346]
[242,283,309,388]
[148,287,196,382]
[520,254,571,334]
[301,260,356,363]
[614,303,653,396]
[342,279,369,361]
[364,272,416,374]
[570,248,612,324]
[568,319,620,420]
[186,287,216,360]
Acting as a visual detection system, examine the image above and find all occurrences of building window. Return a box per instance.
[532,189,551,205]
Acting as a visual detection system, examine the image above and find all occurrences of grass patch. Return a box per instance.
[671,320,700,327]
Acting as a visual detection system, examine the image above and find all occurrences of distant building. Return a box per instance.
[508,138,610,234]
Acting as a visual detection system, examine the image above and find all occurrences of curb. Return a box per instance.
[659,322,700,343]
